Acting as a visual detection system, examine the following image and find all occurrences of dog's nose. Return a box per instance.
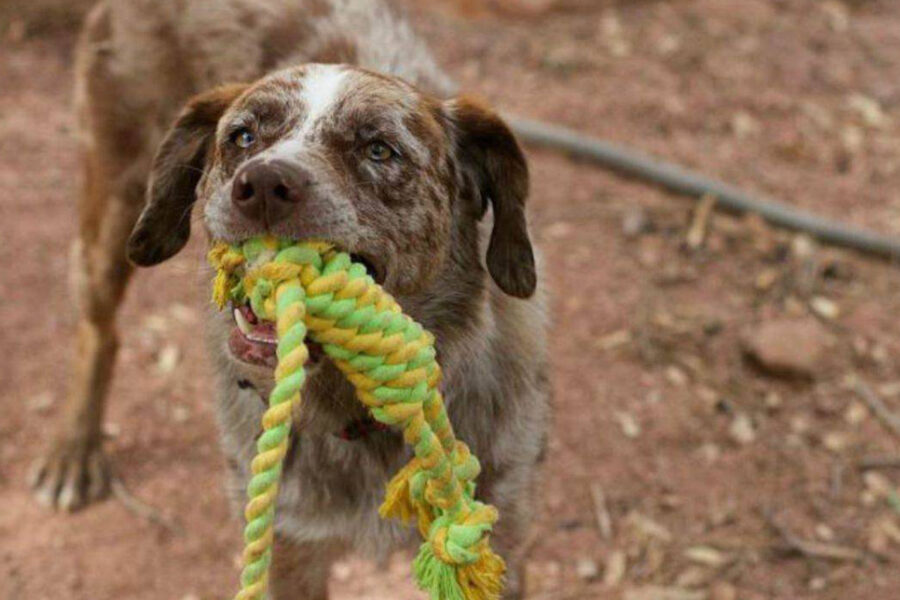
[231,159,313,226]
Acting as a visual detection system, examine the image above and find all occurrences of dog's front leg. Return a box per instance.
[268,534,345,600]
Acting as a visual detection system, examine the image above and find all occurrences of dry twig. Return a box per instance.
[590,482,613,540]
[686,194,716,250]
[855,381,900,438]
[765,512,865,563]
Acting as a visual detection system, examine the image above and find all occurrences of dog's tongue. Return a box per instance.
[230,304,278,367]
[228,328,278,368]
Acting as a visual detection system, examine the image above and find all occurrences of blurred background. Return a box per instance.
[2,0,900,598]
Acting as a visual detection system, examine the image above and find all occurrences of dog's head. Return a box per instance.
[127,64,535,366]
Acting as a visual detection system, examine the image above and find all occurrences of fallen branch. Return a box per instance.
[765,512,865,563]
[854,381,900,438]
[509,116,900,261]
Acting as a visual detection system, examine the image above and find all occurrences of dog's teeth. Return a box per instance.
[234,308,253,336]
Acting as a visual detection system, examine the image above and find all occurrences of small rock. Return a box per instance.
[575,557,600,581]
[809,576,827,591]
[810,296,840,320]
[332,561,352,581]
[848,93,889,129]
[731,111,759,139]
[821,1,849,32]
[791,234,816,259]
[27,391,55,413]
[543,221,574,240]
[822,431,849,453]
[740,319,832,379]
[603,550,627,586]
[790,414,811,435]
[597,329,632,351]
[841,124,864,154]
[666,366,689,387]
[171,405,191,423]
[181,595,200,600]
[622,207,652,238]
[698,443,721,464]
[863,472,894,498]
[143,314,169,333]
[764,391,783,411]
[871,344,889,365]
[729,413,756,445]
[170,303,198,323]
[684,546,728,568]
[755,268,779,291]
[615,411,641,439]
[676,567,712,588]
[844,401,868,425]
[656,35,681,56]
[157,344,181,374]
[625,512,672,543]
[815,523,836,542]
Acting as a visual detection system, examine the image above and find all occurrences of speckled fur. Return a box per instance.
[58,2,549,598]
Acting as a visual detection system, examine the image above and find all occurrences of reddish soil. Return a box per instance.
[3,1,900,599]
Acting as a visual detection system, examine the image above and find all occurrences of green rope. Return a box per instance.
[209,236,504,600]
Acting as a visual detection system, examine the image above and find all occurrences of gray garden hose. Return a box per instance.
[508,116,900,261]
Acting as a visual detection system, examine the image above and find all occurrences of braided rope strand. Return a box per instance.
[210,237,504,600]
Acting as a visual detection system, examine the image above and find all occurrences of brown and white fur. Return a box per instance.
[31,1,549,598]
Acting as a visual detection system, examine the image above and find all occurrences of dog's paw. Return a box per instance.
[29,437,111,511]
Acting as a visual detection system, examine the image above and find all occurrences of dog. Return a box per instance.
[30,1,549,597]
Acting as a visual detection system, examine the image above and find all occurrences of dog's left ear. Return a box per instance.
[128,83,248,266]
[444,96,536,298]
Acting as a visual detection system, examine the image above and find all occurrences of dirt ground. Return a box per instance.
[3,1,900,599]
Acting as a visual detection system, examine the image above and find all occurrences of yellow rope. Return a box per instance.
[209,236,504,600]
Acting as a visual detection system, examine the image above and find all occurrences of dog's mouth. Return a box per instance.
[226,252,380,368]
[227,301,327,368]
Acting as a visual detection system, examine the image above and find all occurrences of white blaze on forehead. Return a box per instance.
[300,65,349,132]
[260,65,349,163]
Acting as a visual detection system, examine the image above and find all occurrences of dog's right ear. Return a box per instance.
[127,83,248,266]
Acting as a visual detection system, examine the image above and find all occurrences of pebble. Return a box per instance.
[810,296,840,320]
[622,207,652,238]
[157,344,181,374]
[729,413,756,445]
[740,318,832,379]
[27,391,55,413]
[575,557,599,581]
[615,411,641,439]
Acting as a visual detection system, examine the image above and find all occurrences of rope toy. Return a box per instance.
[208,236,505,600]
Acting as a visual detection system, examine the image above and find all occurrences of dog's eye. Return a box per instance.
[231,128,256,149]
[365,141,394,162]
